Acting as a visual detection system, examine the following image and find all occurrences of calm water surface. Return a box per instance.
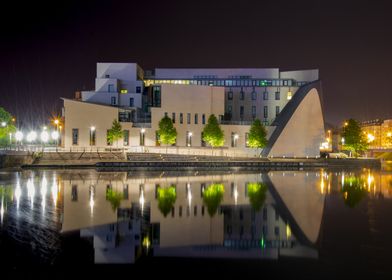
[1,168,392,278]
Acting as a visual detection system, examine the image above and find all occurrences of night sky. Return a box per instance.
[1,0,392,128]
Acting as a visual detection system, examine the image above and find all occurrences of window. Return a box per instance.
[231,132,238,147]
[194,206,197,216]
[129,98,134,107]
[171,207,175,217]
[90,128,96,146]
[72,129,78,145]
[228,105,232,113]
[283,80,288,86]
[240,106,244,118]
[252,91,257,100]
[121,89,128,94]
[123,185,129,200]
[276,106,280,116]
[180,113,183,124]
[264,106,268,119]
[194,113,198,124]
[228,91,233,100]
[201,206,205,216]
[202,114,206,124]
[186,131,192,147]
[287,91,292,100]
[71,185,78,201]
[105,74,110,78]
[108,84,114,92]
[263,207,268,220]
[245,132,249,147]
[263,91,268,100]
[252,106,256,119]
[187,113,191,124]
[136,86,141,93]
[172,112,176,124]
[275,91,280,100]
[140,130,145,146]
[111,96,116,105]
[123,130,129,146]
[274,226,280,236]
[240,90,244,100]
[179,206,183,217]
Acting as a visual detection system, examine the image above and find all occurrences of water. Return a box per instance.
[1,168,392,277]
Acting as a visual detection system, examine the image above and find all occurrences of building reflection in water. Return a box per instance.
[1,168,392,264]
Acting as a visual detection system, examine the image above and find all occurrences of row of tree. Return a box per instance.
[107,114,268,152]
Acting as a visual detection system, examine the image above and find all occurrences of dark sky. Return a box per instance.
[1,0,392,128]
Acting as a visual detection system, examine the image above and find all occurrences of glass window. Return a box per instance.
[252,106,256,118]
[172,112,176,124]
[240,90,244,100]
[123,130,129,146]
[108,84,114,92]
[252,91,257,100]
[111,96,116,105]
[276,106,280,116]
[240,106,244,117]
[136,86,141,93]
[72,128,78,145]
[263,91,268,100]
[187,113,191,124]
[228,91,233,100]
[194,113,198,124]
[228,105,232,113]
[275,91,280,100]
[202,114,206,124]
[129,98,134,107]
[264,106,268,118]
[180,113,183,124]
[71,185,78,201]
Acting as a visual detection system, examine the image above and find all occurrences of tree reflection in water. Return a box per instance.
[341,176,367,208]
[106,189,124,212]
[203,183,224,217]
[157,185,177,217]
[247,182,267,211]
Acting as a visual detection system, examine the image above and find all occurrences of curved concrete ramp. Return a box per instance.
[262,81,325,157]
[267,171,325,244]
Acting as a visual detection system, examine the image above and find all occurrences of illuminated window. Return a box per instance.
[121,89,128,94]
[287,91,292,100]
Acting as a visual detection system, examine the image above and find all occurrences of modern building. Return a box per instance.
[62,63,325,157]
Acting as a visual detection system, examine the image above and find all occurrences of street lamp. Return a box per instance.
[15,131,23,142]
[27,131,37,143]
[1,122,6,127]
[41,130,49,143]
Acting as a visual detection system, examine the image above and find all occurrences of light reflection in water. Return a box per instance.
[0,168,391,265]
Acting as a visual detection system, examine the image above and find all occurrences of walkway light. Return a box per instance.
[141,128,145,133]
[41,131,49,143]
[15,131,23,142]
[51,131,59,140]
[1,122,6,127]
[27,131,37,142]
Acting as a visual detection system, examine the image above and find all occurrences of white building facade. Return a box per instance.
[62,63,325,158]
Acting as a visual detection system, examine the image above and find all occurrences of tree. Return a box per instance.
[157,185,177,217]
[158,116,177,152]
[247,182,267,211]
[107,119,124,147]
[0,107,16,146]
[202,114,224,151]
[247,119,268,156]
[341,119,368,157]
[202,183,224,217]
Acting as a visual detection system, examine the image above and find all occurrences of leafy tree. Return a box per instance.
[106,189,124,211]
[0,107,16,146]
[203,183,224,217]
[107,119,124,146]
[247,119,268,156]
[157,185,177,217]
[158,116,177,150]
[341,119,368,157]
[247,182,267,211]
[341,176,367,208]
[202,114,224,148]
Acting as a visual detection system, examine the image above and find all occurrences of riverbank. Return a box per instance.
[1,151,381,170]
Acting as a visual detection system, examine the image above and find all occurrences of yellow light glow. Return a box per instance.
[367,133,375,142]
[286,224,292,239]
[287,91,292,100]
[120,89,128,94]
[387,132,392,137]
